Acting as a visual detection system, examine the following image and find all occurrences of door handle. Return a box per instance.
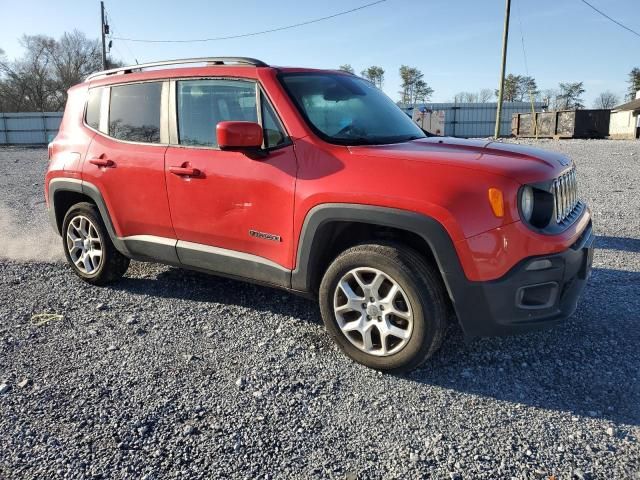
[169,166,201,177]
[89,158,114,168]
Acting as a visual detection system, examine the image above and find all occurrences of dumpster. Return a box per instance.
[512,109,610,138]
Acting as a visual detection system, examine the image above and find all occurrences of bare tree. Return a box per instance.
[593,91,619,109]
[0,35,57,112]
[453,89,494,103]
[0,31,120,112]
[539,88,560,109]
[454,92,479,103]
[453,88,493,103]
[48,31,103,109]
[338,64,354,74]
[479,88,494,102]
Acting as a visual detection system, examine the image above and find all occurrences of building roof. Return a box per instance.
[613,98,640,111]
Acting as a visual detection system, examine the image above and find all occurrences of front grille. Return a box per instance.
[552,167,579,223]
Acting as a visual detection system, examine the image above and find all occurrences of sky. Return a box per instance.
[1,0,639,106]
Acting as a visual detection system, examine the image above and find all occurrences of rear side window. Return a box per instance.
[85,87,103,130]
[177,79,257,147]
[109,82,162,143]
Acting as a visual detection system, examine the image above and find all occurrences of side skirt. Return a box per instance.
[121,235,292,290]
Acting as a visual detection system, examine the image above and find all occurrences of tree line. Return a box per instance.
[1,29,639,112]
[340,63,640,110]
[0,31,120,112]
[339,64,433,106]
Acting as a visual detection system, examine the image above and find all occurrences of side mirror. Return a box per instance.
[216,121,265,157]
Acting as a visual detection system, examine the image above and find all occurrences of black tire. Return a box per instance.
[61,202,130,286]
[319,242,448,373]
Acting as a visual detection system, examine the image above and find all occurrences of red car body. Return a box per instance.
[46,58,594,340]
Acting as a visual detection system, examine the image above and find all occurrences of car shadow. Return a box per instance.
[596,235,640,253]
[407,267,640,427]
[113,266,320,324]
[112,265,639,426]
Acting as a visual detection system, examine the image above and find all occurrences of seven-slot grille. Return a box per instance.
[552,167,579,223]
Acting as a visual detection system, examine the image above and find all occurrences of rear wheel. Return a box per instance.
[319,242,447,373]
[62,202,129,285]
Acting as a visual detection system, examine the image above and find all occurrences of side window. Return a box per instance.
[177,79,257,147]
[109,82,162,143]
[261,93,287,148]
[85,87,103,130]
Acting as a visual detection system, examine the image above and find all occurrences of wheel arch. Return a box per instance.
[291,204,468,307]
[48,178,129,255]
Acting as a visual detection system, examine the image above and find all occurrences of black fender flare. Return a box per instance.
[290,203,486,337]
[291,203,464,294]
[47,178,131,256]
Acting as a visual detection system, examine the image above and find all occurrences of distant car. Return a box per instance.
[45,57,594,372]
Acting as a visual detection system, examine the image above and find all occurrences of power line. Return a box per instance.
[516,0,539,137]
[103,4,140,63]
[516,1,531,79]
[112,0,389,43]
[109,42,127,63]
[579,0,640,39]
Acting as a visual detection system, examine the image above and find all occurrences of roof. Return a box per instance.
[85,57,268,81]
[85,57,352,81]
[612,98,640,111]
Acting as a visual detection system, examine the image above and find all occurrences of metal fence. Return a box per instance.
[1,102,547,144]
[0,112,63,145]
[405,102,547,137]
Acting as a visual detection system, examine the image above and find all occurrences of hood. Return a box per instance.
[348,137,571,184]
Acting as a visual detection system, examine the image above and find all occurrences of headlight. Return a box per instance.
[520,185,534,222]
[519,184,555,230]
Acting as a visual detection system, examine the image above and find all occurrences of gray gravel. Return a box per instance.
[1,140,639,479]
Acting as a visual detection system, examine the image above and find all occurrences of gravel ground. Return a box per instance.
[0,140,639,479]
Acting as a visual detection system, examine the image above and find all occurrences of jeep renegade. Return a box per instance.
[45,57,594,372]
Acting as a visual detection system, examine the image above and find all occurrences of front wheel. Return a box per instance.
[319,242,448,373]
[61,202,130,285]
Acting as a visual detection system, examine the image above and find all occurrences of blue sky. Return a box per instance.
[1,0,639,105]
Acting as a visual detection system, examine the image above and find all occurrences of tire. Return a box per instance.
[319,242,448,373]
[61,202,130,286]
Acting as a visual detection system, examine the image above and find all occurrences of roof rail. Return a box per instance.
[86,57,268,81]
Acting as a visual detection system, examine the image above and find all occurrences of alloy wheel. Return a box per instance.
[333,267,413,356]
[66,215,103,274]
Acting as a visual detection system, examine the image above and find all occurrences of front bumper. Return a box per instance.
[453,221,594,338]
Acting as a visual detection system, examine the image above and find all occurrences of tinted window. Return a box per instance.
[261,93,287,148]
[177,79,257,147]
[85,87,103,130]
[109,82,162,143]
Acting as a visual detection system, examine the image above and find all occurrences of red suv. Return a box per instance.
[45,57,594,372]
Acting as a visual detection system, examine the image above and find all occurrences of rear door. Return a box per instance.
[83,81,175,240]
[164,78,297,274]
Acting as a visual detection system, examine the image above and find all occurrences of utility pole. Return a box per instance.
[494,0,511,139]
[100,1,107,70]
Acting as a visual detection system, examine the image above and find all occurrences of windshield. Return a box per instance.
[279,72,426,146]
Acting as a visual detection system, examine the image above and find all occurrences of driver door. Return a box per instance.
[164,78,297,279]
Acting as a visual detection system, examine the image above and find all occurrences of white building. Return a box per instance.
[609,91,640,140]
